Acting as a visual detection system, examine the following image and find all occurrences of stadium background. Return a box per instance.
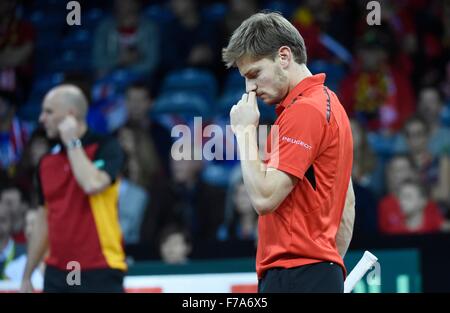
[0,0,449,292]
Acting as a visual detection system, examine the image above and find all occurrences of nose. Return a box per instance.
[245,79,257,93]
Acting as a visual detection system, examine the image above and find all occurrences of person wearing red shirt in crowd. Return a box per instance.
[378,179,449,234]
[339,28,415,132]
[223,12,355,293]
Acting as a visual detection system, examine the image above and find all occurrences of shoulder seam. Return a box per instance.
[288,98,328,123]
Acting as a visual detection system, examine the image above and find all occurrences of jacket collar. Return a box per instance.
[276,73,326,115]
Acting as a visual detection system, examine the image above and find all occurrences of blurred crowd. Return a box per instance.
[1,0,450,279]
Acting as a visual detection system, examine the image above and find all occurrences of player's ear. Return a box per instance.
[278,46,291,69]
[67,106,79,119]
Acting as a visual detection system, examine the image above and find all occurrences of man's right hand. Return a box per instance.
[19,278,34,293]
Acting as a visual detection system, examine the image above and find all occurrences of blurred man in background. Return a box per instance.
[20,85,126,293]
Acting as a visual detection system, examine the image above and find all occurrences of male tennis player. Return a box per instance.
[223,12,355,293]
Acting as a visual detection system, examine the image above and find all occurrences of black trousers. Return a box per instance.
[44,265,125,293]
[258,262,344,293]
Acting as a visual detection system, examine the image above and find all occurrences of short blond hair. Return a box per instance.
[222,12,307,68]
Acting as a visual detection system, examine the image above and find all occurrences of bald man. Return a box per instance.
[20,85,126,293]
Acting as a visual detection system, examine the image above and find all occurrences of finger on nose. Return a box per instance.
[241,93,248,103]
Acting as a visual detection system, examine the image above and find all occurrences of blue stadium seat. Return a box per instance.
[92,70,143,98]
[367,131,406,158]
[29,10,65,30]
[35,31,60,52]
[83,8,106,29]
[202,161,239,188]
[61,29,93,51]
[262,0,296,19]
[90,70,144,120]
[161,68,218,103]
[223,69,245,93]
[202,2,228,22]
[32,0,61,8]
[152,91,212,118]
[50,49,92,73]
[32,72,65,95]
[34,32,61,74]
[217,90,242,116]
[19,72,65,122]
[29,10,65,73]
[144,3,175,24]
[442,103,450,127]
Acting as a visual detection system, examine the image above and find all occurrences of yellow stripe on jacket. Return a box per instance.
[89,180,127,271]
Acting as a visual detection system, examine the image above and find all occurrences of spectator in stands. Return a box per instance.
[350,119,379,235]
[217,166,257,242]
[0,91,34,176]
[14,129,50,208]
[339,27,415,133]
[116,124,152,245]
[378,179,449,234]
[159,224,192,265]
[24,210,37,245]
[0,195,26,280]
[169,155,225,240]
[384,154,418,197]
[140,142,226,248]
[117,176,148,245]
[0,0,35,100]
[118,83,175,242]
[118,124,160,190]
[0,185,28,245]
[351,119,378,189]
[124,82,172,174]
[416,87,450,157]
[355,0,417,77]
[93,0,159,79]
[2,209,44,285]
[125,82,154,130]
[395,88,450,157]
[402,116,450,208]
[161,0,220,71]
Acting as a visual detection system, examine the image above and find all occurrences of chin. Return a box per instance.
[259,93,281,106]
[261,98,278,106]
